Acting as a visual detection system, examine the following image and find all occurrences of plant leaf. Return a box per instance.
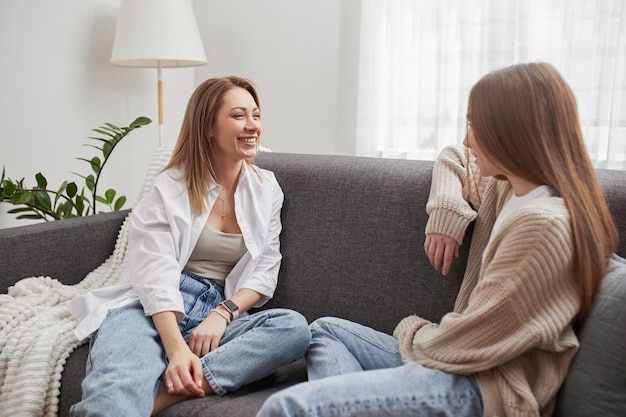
[16,213,44,220]
[103,122,123,132]
[90,157,101,174]
[55,181,68,205]
[102,140,113,158]
[70,172,87,181]
[57,201,74,217]
[75,192,87,215]
[2,180,16,195]
[114,195,127,211]
[83,144,104,152]
[92,128,116,137]
[33,190,52,211]
[7,206,34,213]
[63,203,74,217]
[35,172,47,189]
[130,117,152,128]
[11,191,33,205]
[86,136,108,144]
[104,188,116,204]
[67,182,78,198]
[85,175,95,192]
[76,157,93,165]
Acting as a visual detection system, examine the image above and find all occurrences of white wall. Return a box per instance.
[0,0,361,229]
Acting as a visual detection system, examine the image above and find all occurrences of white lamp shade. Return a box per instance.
[111,0,207,68]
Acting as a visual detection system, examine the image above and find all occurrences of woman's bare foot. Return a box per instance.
[152,379,213,416]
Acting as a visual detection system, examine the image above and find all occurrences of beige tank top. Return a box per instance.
[184,223,247,286]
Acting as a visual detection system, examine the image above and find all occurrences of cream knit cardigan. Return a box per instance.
[0,146,173,417]
[393,145,580,417]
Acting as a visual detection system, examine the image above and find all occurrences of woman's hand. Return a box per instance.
[163,347,205,397]
[424,233,459,276]
[188,310,228,357]
[152,311,205,397]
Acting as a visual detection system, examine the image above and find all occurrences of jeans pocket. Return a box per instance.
[188,288,222,320]
[178,273,224,334]
[178,273,195,294]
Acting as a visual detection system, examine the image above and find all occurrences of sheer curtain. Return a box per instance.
[356,0,626,170]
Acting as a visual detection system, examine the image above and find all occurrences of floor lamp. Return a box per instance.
[110,0,207,148]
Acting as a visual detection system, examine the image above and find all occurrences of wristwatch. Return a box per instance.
[219,299,239,320]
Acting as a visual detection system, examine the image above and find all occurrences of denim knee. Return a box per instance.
[309,316,347,338]
[273,308,311,355]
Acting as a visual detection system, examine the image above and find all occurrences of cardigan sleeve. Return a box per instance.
[425,145,485,245]
[394,199,579,374]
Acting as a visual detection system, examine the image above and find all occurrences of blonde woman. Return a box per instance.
[69,77,310,416]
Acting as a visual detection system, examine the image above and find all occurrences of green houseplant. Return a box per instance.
[0,116,151,221]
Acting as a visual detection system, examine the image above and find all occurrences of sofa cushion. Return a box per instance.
[554,253,626,417]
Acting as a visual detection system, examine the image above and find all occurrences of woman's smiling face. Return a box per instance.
[210,86,261,162]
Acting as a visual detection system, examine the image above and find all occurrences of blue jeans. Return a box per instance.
[70,272,310,417]
[256,317,483,417]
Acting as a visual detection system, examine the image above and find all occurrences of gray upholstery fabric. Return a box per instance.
[1,152,626,417]
[254,153,469,333]
[554,254,626,417]
[596,169,626,258]
[157,359,307,417]
[0,210,129,293]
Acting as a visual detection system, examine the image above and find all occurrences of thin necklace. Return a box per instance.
[216,195,226,221]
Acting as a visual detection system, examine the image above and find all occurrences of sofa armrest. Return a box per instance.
[0,210,130,293]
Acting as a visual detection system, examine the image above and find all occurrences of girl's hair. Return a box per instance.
[467,62,618,324]
[162,76,261,214]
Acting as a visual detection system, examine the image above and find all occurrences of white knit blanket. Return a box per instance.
[0,145,174,417]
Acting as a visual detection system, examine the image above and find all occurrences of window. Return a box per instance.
[357,0,626,170]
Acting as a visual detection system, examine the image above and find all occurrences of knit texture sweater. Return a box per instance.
[393,145,580,417]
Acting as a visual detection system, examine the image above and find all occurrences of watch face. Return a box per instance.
[223,299,239,312]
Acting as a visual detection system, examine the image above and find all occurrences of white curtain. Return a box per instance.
[357,0,626,170]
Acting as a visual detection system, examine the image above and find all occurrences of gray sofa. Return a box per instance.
[1,152,625,417]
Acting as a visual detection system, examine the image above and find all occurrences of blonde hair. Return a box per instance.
[467,62,618,324]
[162,76,260,214]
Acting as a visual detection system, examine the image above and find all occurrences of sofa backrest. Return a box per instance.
[255,152,626,336]
[255,153,469,334]
[0,210,129,293]
[595,169,626,257]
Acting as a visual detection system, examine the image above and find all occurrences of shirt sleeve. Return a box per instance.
[127,173,187,320]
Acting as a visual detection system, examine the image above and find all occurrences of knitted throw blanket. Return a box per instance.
[0,220,130,417]
[0,145,174,417]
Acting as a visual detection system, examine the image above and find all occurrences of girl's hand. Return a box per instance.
[163,348,205,397]
[424,234,459,276]
[188,311,228,357]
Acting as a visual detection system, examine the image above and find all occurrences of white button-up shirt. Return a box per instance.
[68,163,284,341]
